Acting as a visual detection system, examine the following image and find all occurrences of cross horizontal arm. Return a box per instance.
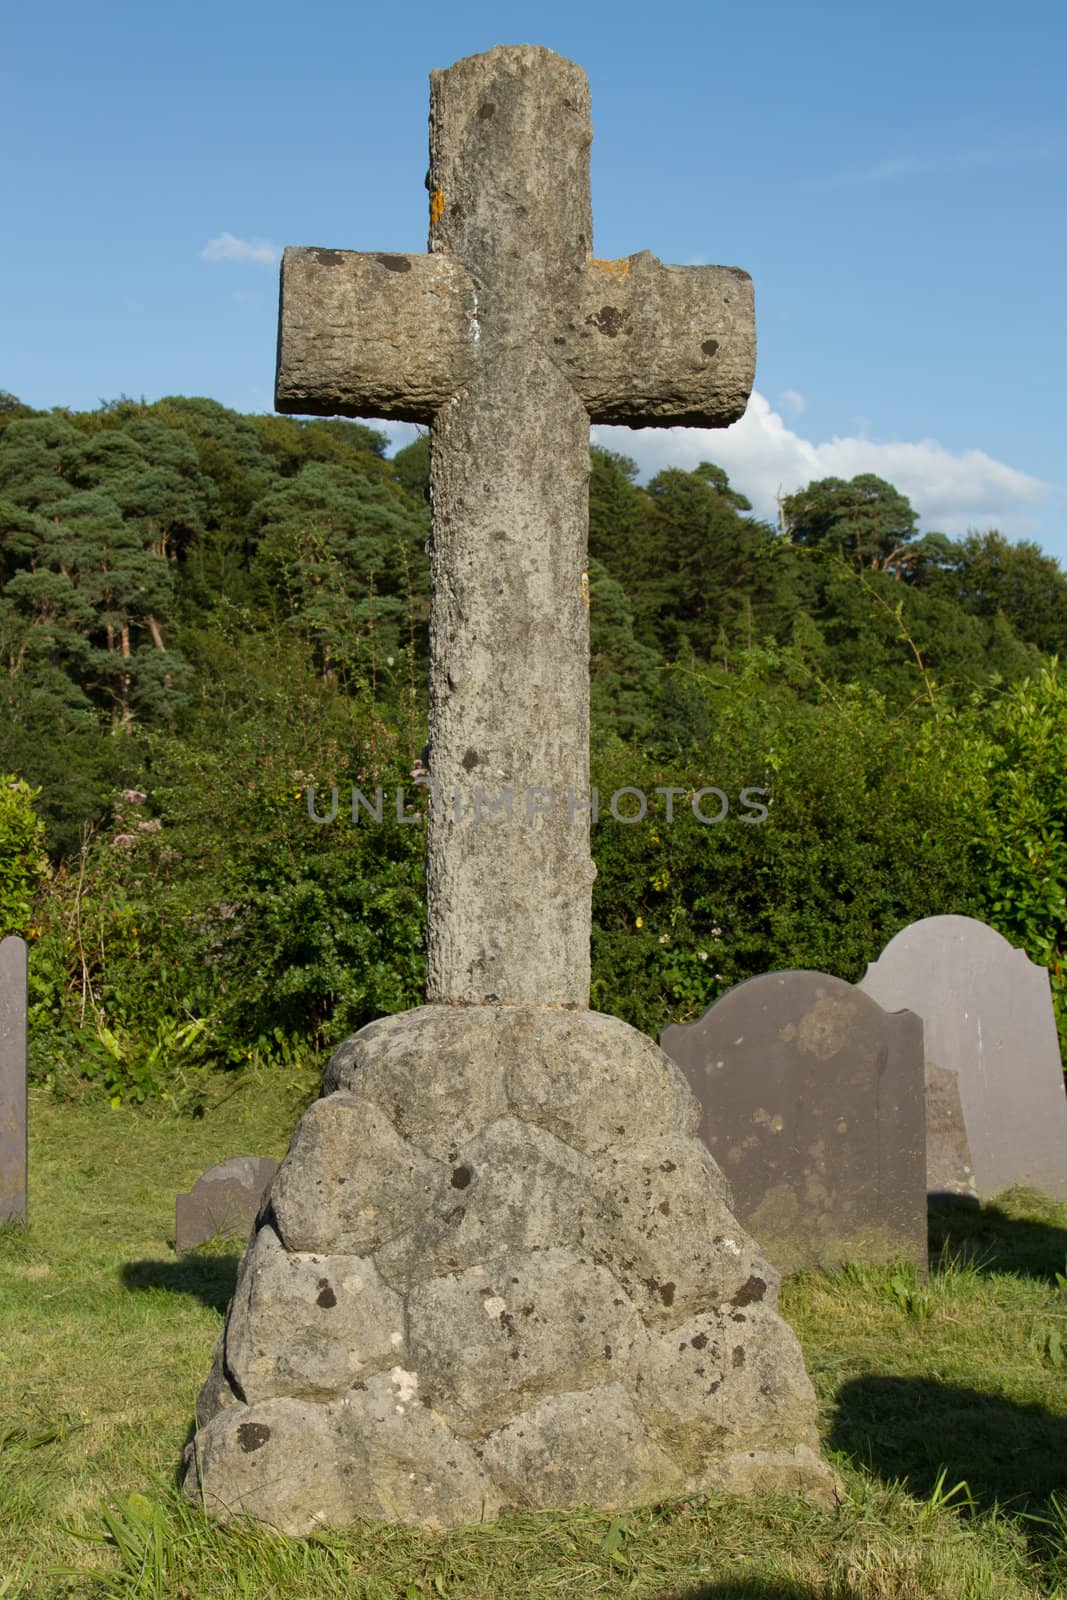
[275,248,476,423]
[559,252,755,427]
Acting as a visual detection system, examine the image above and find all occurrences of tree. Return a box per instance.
[0,392,38,439]
[642,462,783,657]
[253,413,392,480]
[392,434,430,504]
[588,557,661,741]
[79,416,214,561]
[41,488,189,727]
[780,473,920,572]
[0,415,83,509]
[808,563,1041,706]
[148,398,277,574]
[588,447,651,604]
[250,463,429,688]
[927,530,1067,656]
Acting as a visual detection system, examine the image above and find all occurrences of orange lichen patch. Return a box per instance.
[580,570,590,608]
[589,256,631,276]
[430,189,446,226]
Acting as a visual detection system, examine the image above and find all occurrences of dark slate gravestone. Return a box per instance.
[175,1156,279,1253]
[0,936,28,1227]
[660,971,926,1275]
[860,915,1067,1203]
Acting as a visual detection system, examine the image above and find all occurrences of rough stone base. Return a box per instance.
[183,1006,838,1533]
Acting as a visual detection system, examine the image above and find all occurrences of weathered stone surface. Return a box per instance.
[696,1445,839,1504]
[186,1395,352,1534]
[375,1118,590,1291]
[333,1369,502,1528]
[195,1237,264,1427]
[186,1005,836,1527]
[566,253,753,425]
[271,1093,447,1254]
[323,1004,508,1158]
[500,1005,700,1152]
[175,1155,278,1253]
[860,915,1067,1202]
[626,1305,822,1476]
[225,1224,405,1402]
[195,1332,241,1430]
[187,1378,502,1534]
[326,1004,699,1160]
[478,1383,684,1509]
[587,1136,774,1325]
[276,250,476,422]
[276,248,753,431]
[661,972,927,1275]
[406,1248,643,1433]
[0,935,28,1227]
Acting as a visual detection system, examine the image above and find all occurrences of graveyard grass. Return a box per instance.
[2,1071,1066,1600]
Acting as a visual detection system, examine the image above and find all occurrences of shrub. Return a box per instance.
[590,649,991,1037]
[970,663,1067,1059]
[0,775,49,938]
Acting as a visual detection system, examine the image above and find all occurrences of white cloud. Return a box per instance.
[811,153,929,189]
[808,138,1063,191]
[592,391,1049,539]
[781,389,806,416]
[201,232,280,266]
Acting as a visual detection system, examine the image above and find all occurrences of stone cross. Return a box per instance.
[276,45,755,1008]
[0,935,28,1226]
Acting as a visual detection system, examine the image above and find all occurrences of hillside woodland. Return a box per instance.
[1,390,1064,1101]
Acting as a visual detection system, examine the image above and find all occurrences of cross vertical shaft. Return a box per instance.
[274,44,756,1011]
[424,50,595,1007]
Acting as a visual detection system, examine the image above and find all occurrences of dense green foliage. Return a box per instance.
[969,665,1067,1055]
[0,775,50,938]
[2,390,1065,1098]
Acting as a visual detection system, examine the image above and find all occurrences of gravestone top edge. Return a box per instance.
[660,969,923,1046]
[183,1155,279,1189]
[860,914,1038,977]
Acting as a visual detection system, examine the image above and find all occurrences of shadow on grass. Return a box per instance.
[121,1253,240,1313]
[830,1374,1067,1513]
[928,1190,1067,1283]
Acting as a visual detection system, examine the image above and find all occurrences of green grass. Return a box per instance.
[2,1069,1066,1599]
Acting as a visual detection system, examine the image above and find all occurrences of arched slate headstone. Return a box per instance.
[660,972,926,1275]
[860,915,1067,1202]
[175,1156,279,1253]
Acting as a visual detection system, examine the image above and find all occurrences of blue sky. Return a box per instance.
[4,1,1065,559]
